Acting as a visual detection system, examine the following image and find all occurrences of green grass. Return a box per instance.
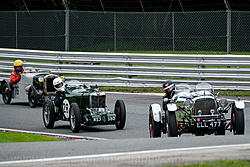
[163,160,250,167]
[0,131,64,143]
[100,86,164,93]
[100,86,250,96]
[214,90,250,96]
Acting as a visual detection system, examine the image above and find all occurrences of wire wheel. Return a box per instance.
[114,100,126,130]
[70,103,81,133]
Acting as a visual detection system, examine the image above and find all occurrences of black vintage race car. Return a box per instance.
[149,83,245,137]
[0,67,60,108]
[42,81,126,133]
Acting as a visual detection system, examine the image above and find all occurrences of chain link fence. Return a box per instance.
[0,10,249,53]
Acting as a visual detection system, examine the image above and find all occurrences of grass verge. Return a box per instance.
[0,131,64,143]
[100,86,250,96]
[163,160,250,167]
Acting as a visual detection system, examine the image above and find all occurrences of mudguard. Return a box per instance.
[150,104,162,122]
[234,100,245,109]
[167,103,177,112]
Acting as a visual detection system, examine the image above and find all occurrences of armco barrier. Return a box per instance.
[0,48,250,90]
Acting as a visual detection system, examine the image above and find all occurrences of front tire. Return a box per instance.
[168,111,178,137]
[149,108,161,138]
[28,86,38,108]
[114,100,126,130]
[70,103,81,133]
[42,98,56,129]
[232,108,245,135]
[2,83,12,104]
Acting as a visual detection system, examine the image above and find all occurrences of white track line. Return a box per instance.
[0,128,107,141]
[0,143,250,165]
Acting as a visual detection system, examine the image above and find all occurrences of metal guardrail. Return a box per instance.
[0,48,250,90]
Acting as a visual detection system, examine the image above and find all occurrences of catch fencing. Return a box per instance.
[1,48,250,90]
[0,11,249,53]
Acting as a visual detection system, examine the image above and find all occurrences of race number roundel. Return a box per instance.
[63,99,70,119]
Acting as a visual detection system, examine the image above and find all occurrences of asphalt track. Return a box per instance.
[0,92,250,166]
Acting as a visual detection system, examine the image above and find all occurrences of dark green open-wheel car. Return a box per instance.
[42,82,126,133]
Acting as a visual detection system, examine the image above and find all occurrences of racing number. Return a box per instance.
[63,99,70,118]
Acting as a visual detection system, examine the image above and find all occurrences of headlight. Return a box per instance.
[218,98,228,108]
[38,77,44,82]
[184,99,193,110]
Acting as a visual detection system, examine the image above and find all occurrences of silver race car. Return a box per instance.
[0,67,60,108]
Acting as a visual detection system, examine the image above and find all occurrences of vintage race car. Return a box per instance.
[149,83,245,137]
[0,67,60,108]
[42,81,126,133]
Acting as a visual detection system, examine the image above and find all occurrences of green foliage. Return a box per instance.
[0,131,63,143]
[163,160,250,167]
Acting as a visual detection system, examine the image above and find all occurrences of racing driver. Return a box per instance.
[10,59,24,86]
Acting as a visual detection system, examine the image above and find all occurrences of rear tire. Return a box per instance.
[42,98,56,129]
[28,86,38,108]
[2,83,12,104]
[233,108,245,135]
[70,103,81,133]
[149,108,161,138]
[114,100,126,130]
[168,111,178,137]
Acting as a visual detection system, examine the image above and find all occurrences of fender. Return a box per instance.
[234,100,245,109]
[150,104,162,123]
[167,103,177,112]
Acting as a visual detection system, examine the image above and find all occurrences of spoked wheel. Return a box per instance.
[114,100,126,130]
[70,103,81,133]
[168,111,178,137]
[42,98,55,129]
[2,83,12,104]
[232,107,245,135]
[28,86,38,108]
[149,108,161,138]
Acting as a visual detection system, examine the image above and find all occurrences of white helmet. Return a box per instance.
[53,77,65,92]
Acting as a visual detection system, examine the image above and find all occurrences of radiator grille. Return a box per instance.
[91,95,106,108]
[194,98,216,115]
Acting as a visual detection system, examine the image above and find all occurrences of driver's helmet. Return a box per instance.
[13,59,23,73]
[162,80,175,98]
[53,77,65,92]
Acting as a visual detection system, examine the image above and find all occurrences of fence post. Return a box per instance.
[65,10,69,51]
[114,12,117,51]
[172,12,175,52]
[226,10,232,54]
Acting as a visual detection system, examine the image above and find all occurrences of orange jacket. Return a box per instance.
[10,70,23,84]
